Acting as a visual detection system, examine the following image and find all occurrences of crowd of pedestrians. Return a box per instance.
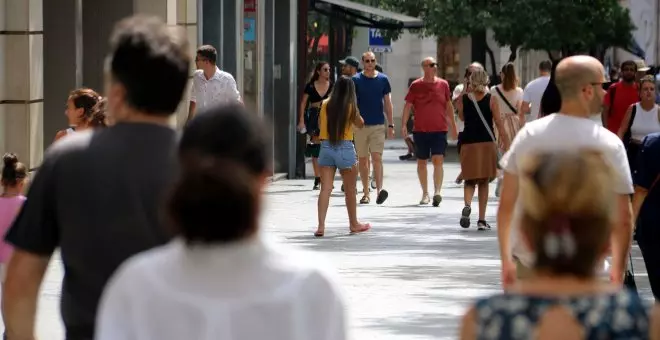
[3,11,660,340]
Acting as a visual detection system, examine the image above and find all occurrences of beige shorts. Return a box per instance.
[354,125,385,158]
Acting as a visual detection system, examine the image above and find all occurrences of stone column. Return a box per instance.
[43,0,79,149]
[135,0,198,129]
[273,0,298,176]
[0,0,44,168]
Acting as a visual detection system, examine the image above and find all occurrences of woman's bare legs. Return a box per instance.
[477,179,489,221]
[340,164,370,233]
[312,157,320,177]
[315,166,336,236]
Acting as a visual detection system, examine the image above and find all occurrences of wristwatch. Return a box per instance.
[388,124,395,128]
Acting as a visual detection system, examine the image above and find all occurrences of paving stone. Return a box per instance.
[9,150,652,339]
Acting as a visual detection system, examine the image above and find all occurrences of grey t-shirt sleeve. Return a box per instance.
[5,154,59,256]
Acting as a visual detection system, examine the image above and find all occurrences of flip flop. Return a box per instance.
[350,224,371,234]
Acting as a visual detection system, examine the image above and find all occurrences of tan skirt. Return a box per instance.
[459,142,498,181]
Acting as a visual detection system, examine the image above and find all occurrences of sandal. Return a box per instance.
[360,196,370,204]
[314,229,324,237]
[477,220,491,231]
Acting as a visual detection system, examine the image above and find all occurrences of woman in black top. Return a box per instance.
[456,67,508,231]
[298,61,333,190]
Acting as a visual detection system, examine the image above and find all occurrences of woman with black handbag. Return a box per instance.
[617,75,660,176]
[455,67,509,231]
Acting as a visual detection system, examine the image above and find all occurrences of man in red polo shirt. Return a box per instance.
[402,57,458,207]
[602,60,640,133]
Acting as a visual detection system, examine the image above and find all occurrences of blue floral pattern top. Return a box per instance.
[474,290,649,339]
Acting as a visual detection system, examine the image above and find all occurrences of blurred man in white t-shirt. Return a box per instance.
[522,61,552,121]
[497,56,633,289]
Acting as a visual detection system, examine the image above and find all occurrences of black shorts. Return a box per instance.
[304,107,321,137]
[413,131,448,160]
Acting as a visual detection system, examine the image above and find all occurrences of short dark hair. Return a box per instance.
[197,45,217,64]
[170,103,272,244]
[621,60,637,72]
[109,15,190,116]
[539,60,552,72]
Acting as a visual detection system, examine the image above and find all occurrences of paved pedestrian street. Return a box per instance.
[3,148,654,339]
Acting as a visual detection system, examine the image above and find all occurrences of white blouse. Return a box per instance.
[490,85,523,114]
[95,236,347,340]
[630,103,660,140]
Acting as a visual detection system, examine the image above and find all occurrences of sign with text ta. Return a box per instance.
[368,28,392,53]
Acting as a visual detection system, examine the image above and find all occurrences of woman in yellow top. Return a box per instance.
[315,76,371,237]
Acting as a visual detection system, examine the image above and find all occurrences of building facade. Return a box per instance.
[0,0,420,178]
[0,0,300,176]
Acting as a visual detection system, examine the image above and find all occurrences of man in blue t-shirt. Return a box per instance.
[352,51,394,205]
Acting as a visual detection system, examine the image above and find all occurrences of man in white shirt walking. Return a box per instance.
[521,60,552,120]
[187,45,241,122]
[497,55,633,289]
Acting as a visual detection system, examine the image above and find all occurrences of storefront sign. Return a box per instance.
[368,28,392,53]
[244,0,256,12]
[244,18,256,41]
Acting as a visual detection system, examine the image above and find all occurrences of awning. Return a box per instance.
[312,0,423,30]
[624,38,646,60]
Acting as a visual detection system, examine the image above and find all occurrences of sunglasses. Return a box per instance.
[321,68,330,71]
[426,63,437,68]
[364,59,376,63]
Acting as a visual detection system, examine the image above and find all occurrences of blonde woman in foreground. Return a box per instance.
[460,150,657,339]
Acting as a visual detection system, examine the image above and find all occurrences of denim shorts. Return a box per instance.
[318,140,357,170]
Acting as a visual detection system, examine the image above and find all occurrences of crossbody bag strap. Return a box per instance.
[494,86,517,114]
[468,93,498,145]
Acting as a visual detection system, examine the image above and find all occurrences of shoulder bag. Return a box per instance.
[468,93,502,169]
[494,86,517,114]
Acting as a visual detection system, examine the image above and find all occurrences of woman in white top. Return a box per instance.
[490,62,524,196]
[618,75,660,173]
[95,104,347,340]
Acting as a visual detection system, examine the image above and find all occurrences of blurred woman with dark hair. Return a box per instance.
[97,103,347,340]
[55,88,102,141]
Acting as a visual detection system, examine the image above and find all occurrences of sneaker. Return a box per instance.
[477,220,491,231]
[420,194,430,205]
[460,206,471,228]
[313,177,320,190]
[432,194,442,207]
